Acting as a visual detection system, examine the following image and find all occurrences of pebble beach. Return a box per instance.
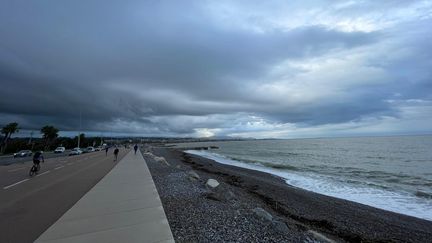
[143,146,432,243]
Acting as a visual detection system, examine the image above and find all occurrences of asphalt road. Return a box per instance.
[0,148,129,243]
[0,151,73,166]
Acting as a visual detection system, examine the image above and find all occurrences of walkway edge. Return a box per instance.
[35,150,174,243]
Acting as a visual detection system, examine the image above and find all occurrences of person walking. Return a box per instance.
[105,146,109,156]
[134,144,138,155]
[113,147,119,161]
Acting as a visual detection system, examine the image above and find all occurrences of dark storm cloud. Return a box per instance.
[1,0,431,137]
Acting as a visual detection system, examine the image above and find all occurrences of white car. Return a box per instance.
[86,146,95,153]
[54,147,66,153]
[69,148,83,156]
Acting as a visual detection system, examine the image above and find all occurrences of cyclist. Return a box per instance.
[32,151,44,172]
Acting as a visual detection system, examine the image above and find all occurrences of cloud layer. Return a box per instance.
[1,0,431,138]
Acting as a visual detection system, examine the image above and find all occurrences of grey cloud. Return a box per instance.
[1,0,431,136]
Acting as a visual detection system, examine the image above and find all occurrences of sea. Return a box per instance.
[174,135,432,221]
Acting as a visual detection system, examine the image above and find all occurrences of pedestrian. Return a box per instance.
[113,147,119,161]
[105,146,109,156]
[134,144,138,154]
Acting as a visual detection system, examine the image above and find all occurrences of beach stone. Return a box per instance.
[155,156,170,166]
[206,179,220,188]
[142,152,170,166]
[206,187,236,202]
[144,147,153,153]
[272,219,289,233]
[252,207,273,222]
[187,170,200,181]
[307,230,336,243]
[224,189,236,200]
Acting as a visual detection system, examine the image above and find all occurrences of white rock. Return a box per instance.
[206,179,220,188]
[307,230,337,243]
[187,170,200,180]
[154,156,170,166]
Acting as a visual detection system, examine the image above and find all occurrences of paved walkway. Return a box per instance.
[36,150,174,243]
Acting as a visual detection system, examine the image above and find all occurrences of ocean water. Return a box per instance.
[174,136,432,221]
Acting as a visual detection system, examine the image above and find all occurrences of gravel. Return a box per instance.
[143,147,432,243]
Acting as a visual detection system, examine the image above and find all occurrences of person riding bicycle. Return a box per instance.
[32,151,44,170]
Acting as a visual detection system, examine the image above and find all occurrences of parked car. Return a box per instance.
[95,146,103,151]
[69,148,83,156]
[54,147,66,153]
[86,146,95,153]
[13,150,32,158]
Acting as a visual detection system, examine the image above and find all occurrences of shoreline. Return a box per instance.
[185,148,432,222]
[145,147,432,242]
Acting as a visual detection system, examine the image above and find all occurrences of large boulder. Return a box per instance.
[206,179,220,188]
[206,187,236,202]
[272,217,289,233]
[307,230,336,243]
[187,170,200,181]
[154,156,170,166]
[204,179,236,202]
[143,152,170,166]
[252,207,289,233]
[252,207,273,222]
[143,152,153,156]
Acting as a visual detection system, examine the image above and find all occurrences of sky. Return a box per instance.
[1,0,431,138]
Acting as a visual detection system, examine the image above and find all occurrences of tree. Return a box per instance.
[1,122,19,154]
[41,125,59,151]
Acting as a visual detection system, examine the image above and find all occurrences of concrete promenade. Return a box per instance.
[36,150,174,243]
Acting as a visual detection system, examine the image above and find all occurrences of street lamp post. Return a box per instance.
[77,110,82,148]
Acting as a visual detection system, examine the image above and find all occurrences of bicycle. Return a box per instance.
[29,163,41,177]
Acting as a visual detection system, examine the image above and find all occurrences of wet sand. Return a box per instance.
[144,147,432,242]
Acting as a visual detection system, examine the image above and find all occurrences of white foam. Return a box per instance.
[186,150,432,221]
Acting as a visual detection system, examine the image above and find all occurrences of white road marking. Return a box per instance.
[36,171,50,177]
[8,167,27,172]
[3,179,29,189]
[54,166,65,170]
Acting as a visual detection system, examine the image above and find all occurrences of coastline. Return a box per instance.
[144,146,432,242]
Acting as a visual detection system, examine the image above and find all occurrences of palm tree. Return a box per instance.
[1,122,19,154]
[41,125,59,151]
